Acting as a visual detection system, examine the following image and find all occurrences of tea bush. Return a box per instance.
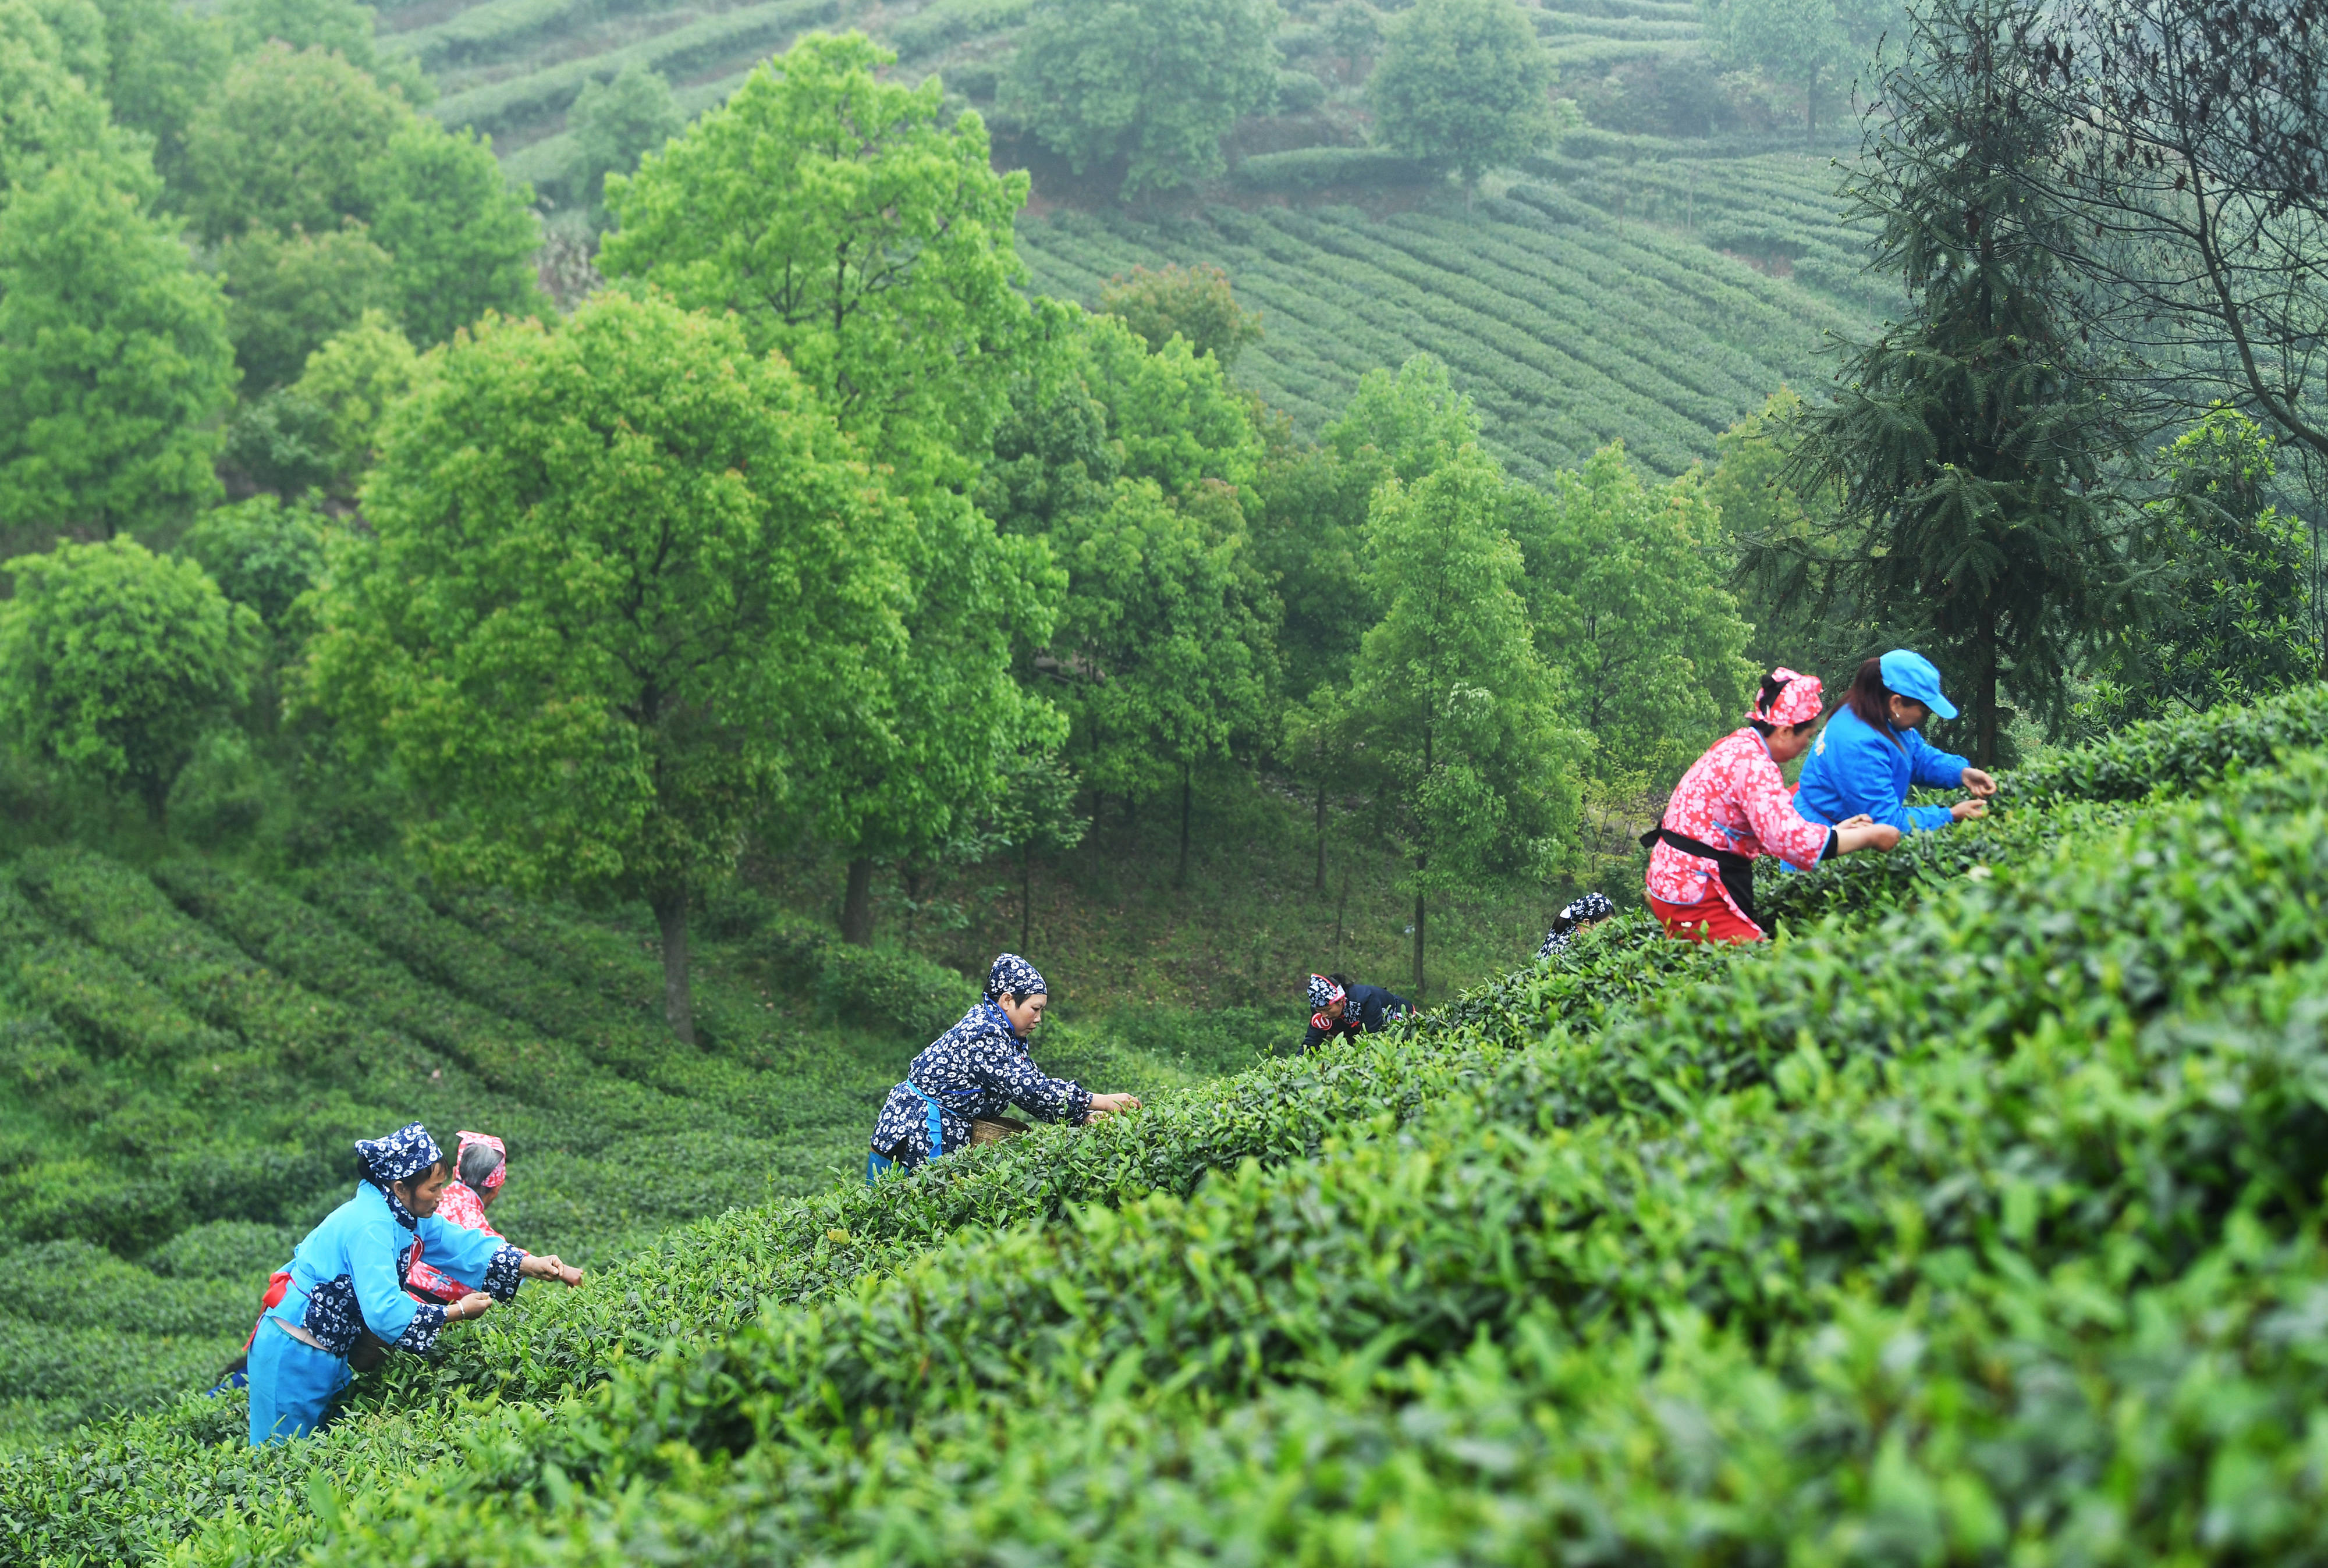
[7,692,2323,1559]
[146,734,2328,1565]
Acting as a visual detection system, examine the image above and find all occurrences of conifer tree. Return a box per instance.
[1768,0,2137,763]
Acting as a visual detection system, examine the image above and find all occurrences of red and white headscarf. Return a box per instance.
[456,1129,507,1190]
[1307,973,1346,1031]
[1750,669,1825,728]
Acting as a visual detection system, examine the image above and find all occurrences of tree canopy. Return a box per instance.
[0,154,237,538]
[1367,0,1559,200]
[567,60,683,216]
[601,32,1030,480]
[1002,0,1280,197]
[1099,264,1264,369]
[0,536,258,824]
[302,292,915,1041]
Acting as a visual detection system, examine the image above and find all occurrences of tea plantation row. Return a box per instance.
[6,684,2322,1562]
[1016,179,1871,480]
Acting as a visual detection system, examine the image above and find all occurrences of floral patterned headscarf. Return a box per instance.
[1749,669,1825,728]
[985,953,1048,1001]
[355,1122,442,1229]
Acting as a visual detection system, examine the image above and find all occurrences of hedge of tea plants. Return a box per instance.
[0,848,1225,1456]
[4,685,2319,1563]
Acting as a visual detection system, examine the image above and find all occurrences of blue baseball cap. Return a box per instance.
[1879,649,1957,721]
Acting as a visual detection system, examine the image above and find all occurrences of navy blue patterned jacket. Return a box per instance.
[869,999,1092,1165]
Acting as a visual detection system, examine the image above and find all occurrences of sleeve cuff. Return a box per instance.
[391,1303,447,1356]
[1818,829,1840,862]
[483,1245,526,1301]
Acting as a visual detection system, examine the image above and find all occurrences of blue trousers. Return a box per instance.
[247,1317,350,1446]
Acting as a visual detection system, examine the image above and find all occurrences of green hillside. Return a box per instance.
[391,0,1886,479]
[1017,162,1869,481]
[0,848,1239,1452]
[9,683,2326,1562]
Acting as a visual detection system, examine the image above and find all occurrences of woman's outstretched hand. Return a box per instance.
[1950,798,1988,822]
[1960,767,1999,798]
[1834,819,1903,854]
[521,1253,584,1287]
[1085,1093,1143,1124]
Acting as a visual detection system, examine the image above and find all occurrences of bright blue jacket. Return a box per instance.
[1794,705,1971,834]
[264,1182,519,1359]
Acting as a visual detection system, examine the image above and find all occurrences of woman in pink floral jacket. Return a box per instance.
[1641,669,1902,942]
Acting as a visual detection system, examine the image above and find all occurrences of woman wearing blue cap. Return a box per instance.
[1795,651,1998,837]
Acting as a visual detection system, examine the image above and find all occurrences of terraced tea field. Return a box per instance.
[1019,161,1876,479]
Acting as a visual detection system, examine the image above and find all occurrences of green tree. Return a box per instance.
[176,493,331,629]
[1700,0,1859,133]
[567,60,683,216]
[602,32,1031,479]
[1079,311,1265,496]
[86,0,229,190]
[1706,386,1855,671]
[180,42,404,244]
[1506,441,1755,787]
[0,536,258,825]
[362,119,546,345]
[303,293,914,1041]
[0,154,237,537]
[1340,443,1579,995]
[0,0,120,198]
[2085,407,2319,728]
[1767,0,2137,764]
[1098,263,1264,369]
[287,306,420,497]
[1002,0,1280,197]
[1034,474,1277,886]
[218,222,395,393]
[1367,0,1557,204]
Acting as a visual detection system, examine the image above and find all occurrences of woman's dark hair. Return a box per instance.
[457,1142,504,1190]
[1328,973,1351,992]
[1004,987,1041,1005]
[1745,671,1818,738]
[1846,656,1909,745]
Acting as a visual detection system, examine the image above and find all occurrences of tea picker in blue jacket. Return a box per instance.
[1795,650,1999,837]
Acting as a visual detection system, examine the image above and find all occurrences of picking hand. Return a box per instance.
[1961,767,1999,798]
[1950,798,1988,822]
[521,1253,584,1287]
[1085,1092,1143,1123]
[1835,813,1876,829]
[449,1290,495,1323]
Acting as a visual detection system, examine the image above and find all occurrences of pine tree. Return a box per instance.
[1768,0,2137,763]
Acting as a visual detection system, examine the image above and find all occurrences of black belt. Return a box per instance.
[1639,826,1759,929]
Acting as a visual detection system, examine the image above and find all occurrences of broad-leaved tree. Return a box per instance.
[0,536,258,825]
[1368,0,1557,204]
[303,293,914,1040]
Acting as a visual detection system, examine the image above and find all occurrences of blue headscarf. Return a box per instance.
[984,953,1047,1001]
[1537,893,1617,958]
[356,1122,442,1229]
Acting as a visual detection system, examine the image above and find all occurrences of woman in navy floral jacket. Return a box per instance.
[866,954,1141,1181]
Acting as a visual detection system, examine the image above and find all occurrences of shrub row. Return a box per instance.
[428,0,839,138]
[1229,146,1437,193]
[192,747,2328,1563]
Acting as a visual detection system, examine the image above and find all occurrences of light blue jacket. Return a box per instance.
[264,1182,517,1357]
[1795,704,1970,834]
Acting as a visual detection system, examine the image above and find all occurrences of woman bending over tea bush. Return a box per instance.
[1301,972,1412,1050]
[866,954,1141,1182]
[247,1124,583,1446]
[1642,669,1902,943]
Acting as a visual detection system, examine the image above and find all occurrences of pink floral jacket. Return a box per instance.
[1646,728,1834,915]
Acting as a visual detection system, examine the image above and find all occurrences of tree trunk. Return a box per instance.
[1314,776,1328,894]
[1020,845,1033,952]
[1974,603,2001,767]
[1411,880,1426,1000]
[1805,67,1818,135]
[651,887,695,1045]
[1174,762,1192,889]
[1332,869,1350,972]
[840,856,874,947]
